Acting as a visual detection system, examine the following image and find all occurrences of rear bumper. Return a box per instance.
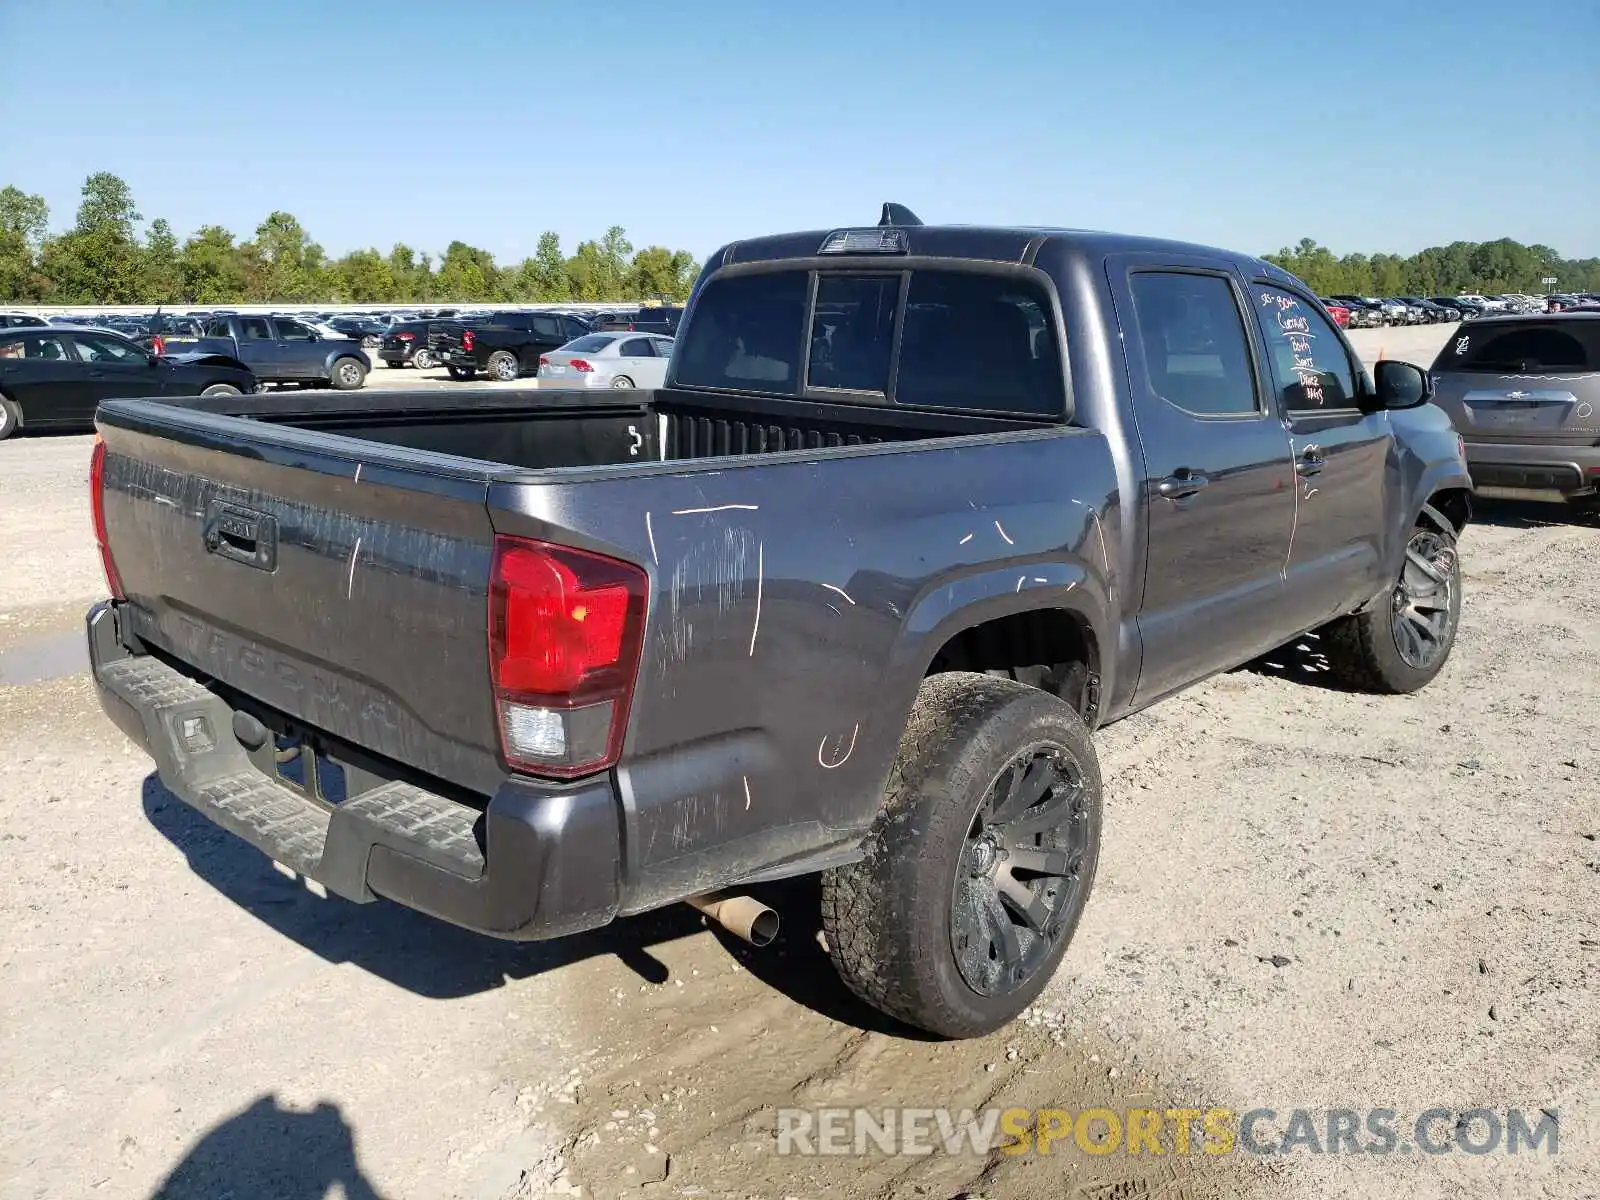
[88,600,621,941]
[1464,441,1600,498]
[441,352,480,369]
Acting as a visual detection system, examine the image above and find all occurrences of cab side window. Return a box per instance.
[1250,285,1356,411]
[1127,272,1258,416]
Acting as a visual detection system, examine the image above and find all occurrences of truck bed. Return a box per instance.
[93,386,1111,923]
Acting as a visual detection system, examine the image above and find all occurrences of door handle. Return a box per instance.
[1157,471,1210,499]
[1296,447,1326,477]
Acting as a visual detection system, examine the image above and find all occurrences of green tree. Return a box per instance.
[180,225,250,303]
[40,172,144,303]
[249,211,323,301]
[434,240,501,300]
[532,231,570,301]
[627,245,698,301]
[0,185,49,302]
[330,248,395,302]
[140,217,183,304]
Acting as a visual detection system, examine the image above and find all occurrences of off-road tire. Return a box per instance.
[1321,518,1461,693]
[820,672,1102,1038]
[488,351,519,382]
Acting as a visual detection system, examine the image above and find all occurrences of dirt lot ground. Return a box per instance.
[1,323,1595,1199]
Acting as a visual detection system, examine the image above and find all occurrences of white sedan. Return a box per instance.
[537,332,674,389]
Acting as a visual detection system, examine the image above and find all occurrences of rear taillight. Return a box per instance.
[489,536,646,778]
[569,359,593,373]
[398,332,415,341]
[462,330,475,351]
[89,438,125,601]
[538,355,550,367]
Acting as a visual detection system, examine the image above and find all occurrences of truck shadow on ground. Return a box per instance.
[149,1095,384,1200]
[141,776,908,1035]
[1243,631,1348,690]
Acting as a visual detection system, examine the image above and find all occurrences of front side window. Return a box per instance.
[1128,273,1258,415]
[674,271,808,394]
[532,315,561,338]
[72,334,146,363]
[274,318,314,339]
[807,275,898,393]
[1249,284,1355,411]
[619,338,655,357]
[239,317,273,340]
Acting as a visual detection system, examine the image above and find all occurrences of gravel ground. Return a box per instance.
[1,322,1595,1199]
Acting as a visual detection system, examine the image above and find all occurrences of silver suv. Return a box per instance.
[1430,314,1600,514]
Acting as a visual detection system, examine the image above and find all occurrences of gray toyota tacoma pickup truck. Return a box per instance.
[86,206,1472,1037]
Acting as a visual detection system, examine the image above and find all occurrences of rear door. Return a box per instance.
[0,332,89,426]
[66,332,166,415]
[616,336,659,385]
[525,314,564,368]
[1106,256,1298,703]
[1247,281,1392,628]
[231,316,279,376]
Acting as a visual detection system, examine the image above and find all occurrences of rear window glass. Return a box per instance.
[808,275,898,392]
[674,271,808,394]
[895,272,1062,415]
[1436,323,1594,373]
[562,334,618,353]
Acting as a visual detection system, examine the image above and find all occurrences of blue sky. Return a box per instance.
[2,0,1595,263]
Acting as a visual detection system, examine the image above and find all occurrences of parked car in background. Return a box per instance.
[190,314,370,389]
[1396,297,1453,324]
[1,312,48,328]
[1332,297,1385,328]
[437,310,593,381]
[1319,299,1351,328]
[1432,297,1483,320]
[594,306,684,335]
[1430,313,1600,515]
[378,318,466,369]
[0,326,255,439]
[536,332,675,389]
[326,316,385,347]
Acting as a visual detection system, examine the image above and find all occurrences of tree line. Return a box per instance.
[1263,236,1600,298]
[0,172,700,307]
[5,173,1597,308]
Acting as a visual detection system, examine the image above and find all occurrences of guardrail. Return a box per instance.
[2,302,658,317]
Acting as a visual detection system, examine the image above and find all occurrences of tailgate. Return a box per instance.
[427,322,464,355]
[97,400,504,795]
[1433,372,1600,444]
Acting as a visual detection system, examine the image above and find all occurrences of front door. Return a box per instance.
[234,316,280,378]
[1107,258,1299,705]
[269,317,320,380]
[1246,282,1393,631]
[66,332,165,419]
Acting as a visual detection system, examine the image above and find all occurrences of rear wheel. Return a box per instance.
[199,383,241,397]
[611,375,634,389]
[411,348,435,370]
[330,358,367,390]
[821,673,1102,1038]
[0,397,20,440]
[488,351,519,382]
[1320,519,1461,692]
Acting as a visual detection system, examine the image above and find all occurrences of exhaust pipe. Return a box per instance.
[686,893,780,947]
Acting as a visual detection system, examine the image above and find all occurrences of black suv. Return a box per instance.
[436,311,594,381]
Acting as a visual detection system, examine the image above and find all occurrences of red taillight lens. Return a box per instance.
[489,536,647,778]
[569,358,593,373]
[89,438,125,601]
[397,332,415,341]
[462,330,475,351]
[538,355,550,367]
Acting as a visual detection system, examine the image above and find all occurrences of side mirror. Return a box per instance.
[1373,359,1432,410]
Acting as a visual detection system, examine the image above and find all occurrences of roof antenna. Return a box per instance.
[879,202,922,227]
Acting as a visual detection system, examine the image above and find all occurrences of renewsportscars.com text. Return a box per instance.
[775,1105,1560,1158]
